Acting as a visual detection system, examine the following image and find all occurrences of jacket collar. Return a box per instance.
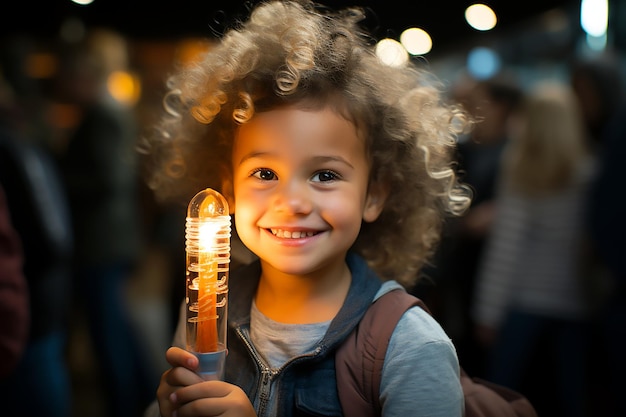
[228,252,383,347]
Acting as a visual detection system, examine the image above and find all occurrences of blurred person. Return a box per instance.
[456,73,524,241]
[571,52,626,417]
[570,52,626,281]
[0,183,29,379]
[414,72,523,376]
[0,37,74,417]
[0,127,74,416]
[54,28,156,417]
[471,82,595,417]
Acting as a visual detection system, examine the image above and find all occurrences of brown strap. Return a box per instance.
[335,289,425,417]
[336,289,539,417]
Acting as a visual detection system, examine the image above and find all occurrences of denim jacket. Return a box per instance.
[225,252,382,417]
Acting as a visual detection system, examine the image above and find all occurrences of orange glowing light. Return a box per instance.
[185,188,230,354]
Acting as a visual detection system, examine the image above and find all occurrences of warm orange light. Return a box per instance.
[185,189,231,355]
[195,225,219,352]
[107,70,141,106]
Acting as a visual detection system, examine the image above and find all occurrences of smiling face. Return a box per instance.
[231,105,385,278]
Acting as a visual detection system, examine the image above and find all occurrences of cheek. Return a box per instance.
[232,205,255,247]
[322,195,366,227]
[231,177,249,210]
[231,189,266,231]
[232,195,253,225]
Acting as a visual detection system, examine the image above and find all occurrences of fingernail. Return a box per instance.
[170,392,177,404]
[187,357,197,368]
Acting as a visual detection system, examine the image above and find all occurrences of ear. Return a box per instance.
[363,181,388,223]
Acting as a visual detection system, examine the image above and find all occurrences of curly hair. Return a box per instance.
[140,0,471,287]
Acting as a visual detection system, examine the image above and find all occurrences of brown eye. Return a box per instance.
[252,168,277,181]
[312,170,339,182]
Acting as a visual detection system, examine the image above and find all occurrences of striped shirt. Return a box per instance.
[472,162,595,327]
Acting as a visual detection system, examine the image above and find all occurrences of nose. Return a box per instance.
[273,179,313,215]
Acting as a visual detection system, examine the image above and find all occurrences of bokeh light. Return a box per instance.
[465,4,497,31]
[400,28,433,56]
[375,38,409,67]
[467,46,501,79]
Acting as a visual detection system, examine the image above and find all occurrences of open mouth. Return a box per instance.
[270,229,319,239]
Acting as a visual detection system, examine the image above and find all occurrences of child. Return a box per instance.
[142,1,471,416]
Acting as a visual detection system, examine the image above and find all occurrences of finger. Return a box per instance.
[164,365,204,387]
[176,381,232,403]
[157,368,205,417]
[165,346,199,370]
[175,382,255,417]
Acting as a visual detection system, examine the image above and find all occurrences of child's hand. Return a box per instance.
[157,347,202,416]
[157,347,257,417]
[169,379,257,417]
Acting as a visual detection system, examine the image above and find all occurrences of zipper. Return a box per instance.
[236,327,275,416]
[236,326,326,416]
[257,367,275,416]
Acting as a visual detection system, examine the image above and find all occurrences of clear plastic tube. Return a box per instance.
[185,188,230,380]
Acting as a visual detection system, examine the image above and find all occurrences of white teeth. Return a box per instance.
[271,229,316,238]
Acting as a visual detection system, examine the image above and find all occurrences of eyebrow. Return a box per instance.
[311,155,354,169]
[236,152,354,169]
[236,151,269,166]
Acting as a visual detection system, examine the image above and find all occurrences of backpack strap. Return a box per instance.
[335,288,425,417]
[335,288,539,417]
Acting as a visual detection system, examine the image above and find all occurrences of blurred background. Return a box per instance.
[0,1,624,417]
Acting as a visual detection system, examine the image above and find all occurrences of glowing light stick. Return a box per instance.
[185,188,230,380]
